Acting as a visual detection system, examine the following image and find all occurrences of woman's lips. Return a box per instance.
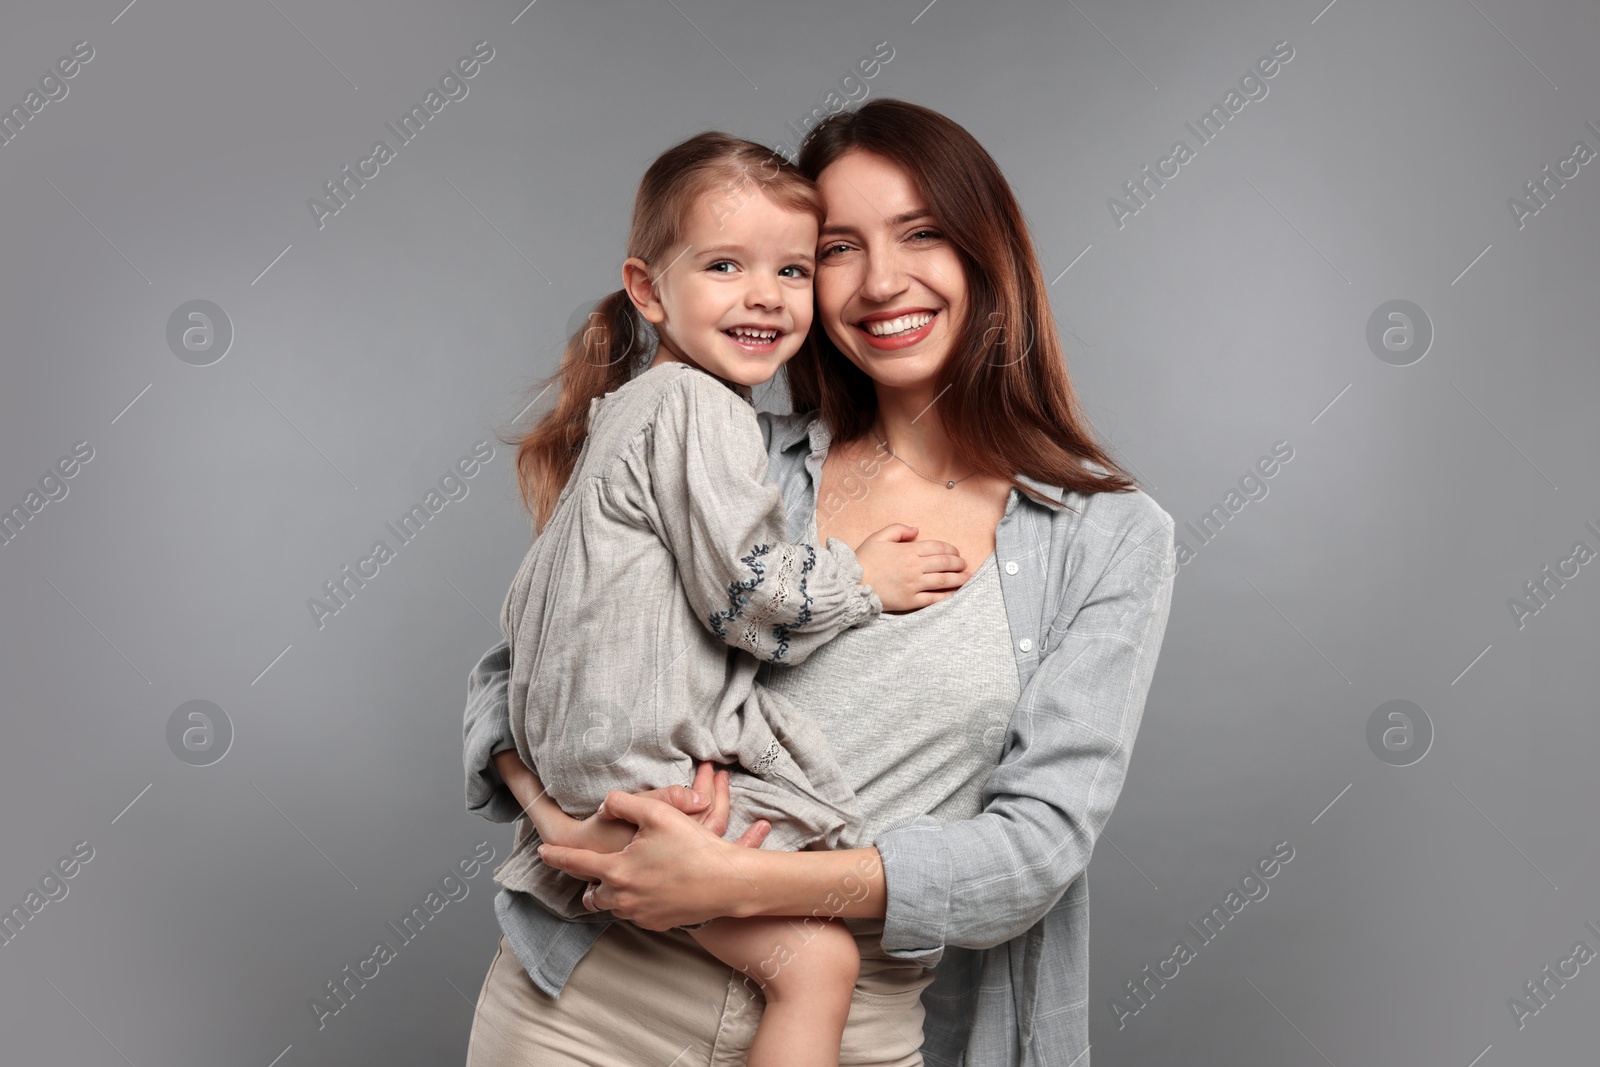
[855,310,938,351]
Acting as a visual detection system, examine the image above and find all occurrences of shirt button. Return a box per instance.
[1004,561,1019,575]
[1018,638,1033,652]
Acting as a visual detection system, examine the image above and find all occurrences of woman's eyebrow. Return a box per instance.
[818,209,936,238]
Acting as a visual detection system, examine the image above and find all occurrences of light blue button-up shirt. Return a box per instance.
[464,407,1178,1066]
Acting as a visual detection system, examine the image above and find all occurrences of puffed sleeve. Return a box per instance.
[872,510,1178,966]
[609,370,881,663]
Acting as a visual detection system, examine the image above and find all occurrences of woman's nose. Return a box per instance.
[860,246,908,302]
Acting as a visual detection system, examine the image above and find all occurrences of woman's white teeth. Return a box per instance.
[864,312,934,337]
[727,327,778,342]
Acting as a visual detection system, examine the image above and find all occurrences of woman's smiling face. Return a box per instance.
[813,149,969,391]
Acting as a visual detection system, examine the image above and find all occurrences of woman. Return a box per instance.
[462,99,1178,1066]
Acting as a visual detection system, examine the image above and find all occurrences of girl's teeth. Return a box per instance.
[864,312,934,337]
[727,328,778,342]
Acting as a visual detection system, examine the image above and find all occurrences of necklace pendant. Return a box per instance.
[946,480,956,489]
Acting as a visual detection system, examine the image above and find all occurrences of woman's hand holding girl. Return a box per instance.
[537,782,776,931]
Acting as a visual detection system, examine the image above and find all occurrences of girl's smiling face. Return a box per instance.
[630,184,818,393]
[813,149,969,391]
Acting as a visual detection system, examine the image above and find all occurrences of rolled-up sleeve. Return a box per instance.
[464,636,523,823]
[617,371,880,664]
[874,514,1177,965]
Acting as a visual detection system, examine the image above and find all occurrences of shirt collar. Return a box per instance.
[767,409,820,454]
[774,410,1067,508]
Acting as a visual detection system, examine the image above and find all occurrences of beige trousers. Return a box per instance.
[464,917,934,1066]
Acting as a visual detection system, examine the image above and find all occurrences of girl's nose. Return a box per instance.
[747,274,783,309]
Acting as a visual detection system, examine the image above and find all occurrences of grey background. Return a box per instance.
[2,0,1596,1063]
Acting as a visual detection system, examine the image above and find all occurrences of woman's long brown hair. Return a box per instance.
[502,132,823,533]
[791,99,1137,507]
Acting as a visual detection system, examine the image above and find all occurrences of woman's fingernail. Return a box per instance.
[691,791,705,805]
[537,845,547,858]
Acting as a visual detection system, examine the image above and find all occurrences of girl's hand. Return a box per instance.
[681,762,772,846]
[538,781,772,931]
[853,524,968,613]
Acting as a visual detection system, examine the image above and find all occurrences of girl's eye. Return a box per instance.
[779,265,812,279]
[708,260,736,273]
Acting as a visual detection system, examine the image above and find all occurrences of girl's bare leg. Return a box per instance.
[688,914,859,1067]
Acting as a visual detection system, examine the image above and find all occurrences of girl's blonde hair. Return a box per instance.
[505,132,822,533]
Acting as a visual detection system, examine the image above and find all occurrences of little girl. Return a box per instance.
[490,132,924,1066]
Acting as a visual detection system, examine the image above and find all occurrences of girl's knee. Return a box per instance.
[759,918,859,998]
[805,917,861,979]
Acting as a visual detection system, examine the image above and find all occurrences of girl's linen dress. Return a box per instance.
[491,360,881,919]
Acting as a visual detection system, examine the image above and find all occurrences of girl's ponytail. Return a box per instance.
[509,288,647,534]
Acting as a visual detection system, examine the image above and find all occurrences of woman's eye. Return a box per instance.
[909,229,942,242]
[818,242,851,259]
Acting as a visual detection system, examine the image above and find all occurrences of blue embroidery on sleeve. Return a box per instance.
[708,543,772,643]
[707,542,817,662]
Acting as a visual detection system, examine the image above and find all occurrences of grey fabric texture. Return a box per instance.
[758,539,1021,975]
[491,361,880,920]
[464,398,1178,1066]
[759,533,1021,852]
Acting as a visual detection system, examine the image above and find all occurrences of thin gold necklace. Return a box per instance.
[870,424,976,489]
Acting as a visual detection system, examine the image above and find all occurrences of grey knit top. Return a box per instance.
[759,512,1021,965]
[761,514,1021,846]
